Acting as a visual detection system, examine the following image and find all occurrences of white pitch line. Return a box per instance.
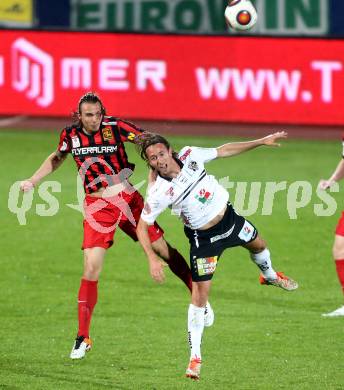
[0,115,27,128]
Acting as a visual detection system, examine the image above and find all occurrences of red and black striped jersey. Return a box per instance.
[57,116,143,194]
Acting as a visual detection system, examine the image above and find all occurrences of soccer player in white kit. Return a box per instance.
[136,132,298,380]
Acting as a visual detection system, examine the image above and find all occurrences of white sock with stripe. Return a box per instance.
[187,304,205,360]
[250,248,277,280]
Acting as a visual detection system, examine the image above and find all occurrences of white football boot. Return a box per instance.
[322,305,344,317]
[70,336,92,359]
[204,302,214,327]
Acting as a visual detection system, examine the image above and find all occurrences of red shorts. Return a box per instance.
[82,190,164,249]
[335,211,344,236]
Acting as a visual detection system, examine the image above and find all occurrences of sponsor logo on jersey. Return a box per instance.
[165,186,174,197]
[195,188,213,204]
[188,160,198,171]
[72,136,80,148]
[238,221,255,242]
[127,132,136,141]
[102,126,113,141]
[179,148,192,161]
[196,256,218,276]
[72,145,118,156]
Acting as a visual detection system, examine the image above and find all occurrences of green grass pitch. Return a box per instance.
[0,129,343,389]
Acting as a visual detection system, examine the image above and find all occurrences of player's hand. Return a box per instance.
[20,180,35,192]
[148,256,166,283]
[262,131,288,146]
[318,179,335,190]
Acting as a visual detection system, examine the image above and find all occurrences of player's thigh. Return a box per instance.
[123,190,144,224]
[189,245,221,283]
[83,197,118,249]
[83,247,107,274]
[120,219,164,245]
[332,235,344,259]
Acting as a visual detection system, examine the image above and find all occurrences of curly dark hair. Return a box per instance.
[135,132,178,163]
[72,92,106,125]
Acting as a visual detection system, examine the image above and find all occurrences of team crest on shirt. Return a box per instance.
[195,189,213,205]
[102,126,113,141]
[72,136,80,148]
[188,161,199,171]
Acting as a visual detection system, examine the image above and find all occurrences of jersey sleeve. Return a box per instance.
[57,128,71,153]
[140,188,169,225]
[117,119,144,143]
[191,147,218,163]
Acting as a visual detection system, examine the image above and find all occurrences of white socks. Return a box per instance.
[250,248,277,280]
[187,304,205,360]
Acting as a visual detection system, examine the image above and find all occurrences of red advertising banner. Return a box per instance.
[0,30,343,125]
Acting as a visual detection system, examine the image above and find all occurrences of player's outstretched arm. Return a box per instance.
[216,131,288,158]
[20,151,67,192]
[137,217,166,283]
[319,159,344,190]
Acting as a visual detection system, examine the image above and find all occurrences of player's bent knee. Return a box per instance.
[83,258,103,279]
[192,295,208,307]
[246,236,266,253]
[83,266,101,280]
[256,236,267,249]
[191,282,210,307]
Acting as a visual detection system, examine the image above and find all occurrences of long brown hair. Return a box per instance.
[72,92,106,126]
[135,132,179,163]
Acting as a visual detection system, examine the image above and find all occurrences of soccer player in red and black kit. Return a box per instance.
[319,136,344,317]
[20,92,208,359]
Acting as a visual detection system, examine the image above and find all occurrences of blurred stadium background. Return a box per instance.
[1,0,343,136]
[1,1,344,389]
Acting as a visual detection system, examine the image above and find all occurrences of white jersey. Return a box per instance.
[141,146,229,230]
